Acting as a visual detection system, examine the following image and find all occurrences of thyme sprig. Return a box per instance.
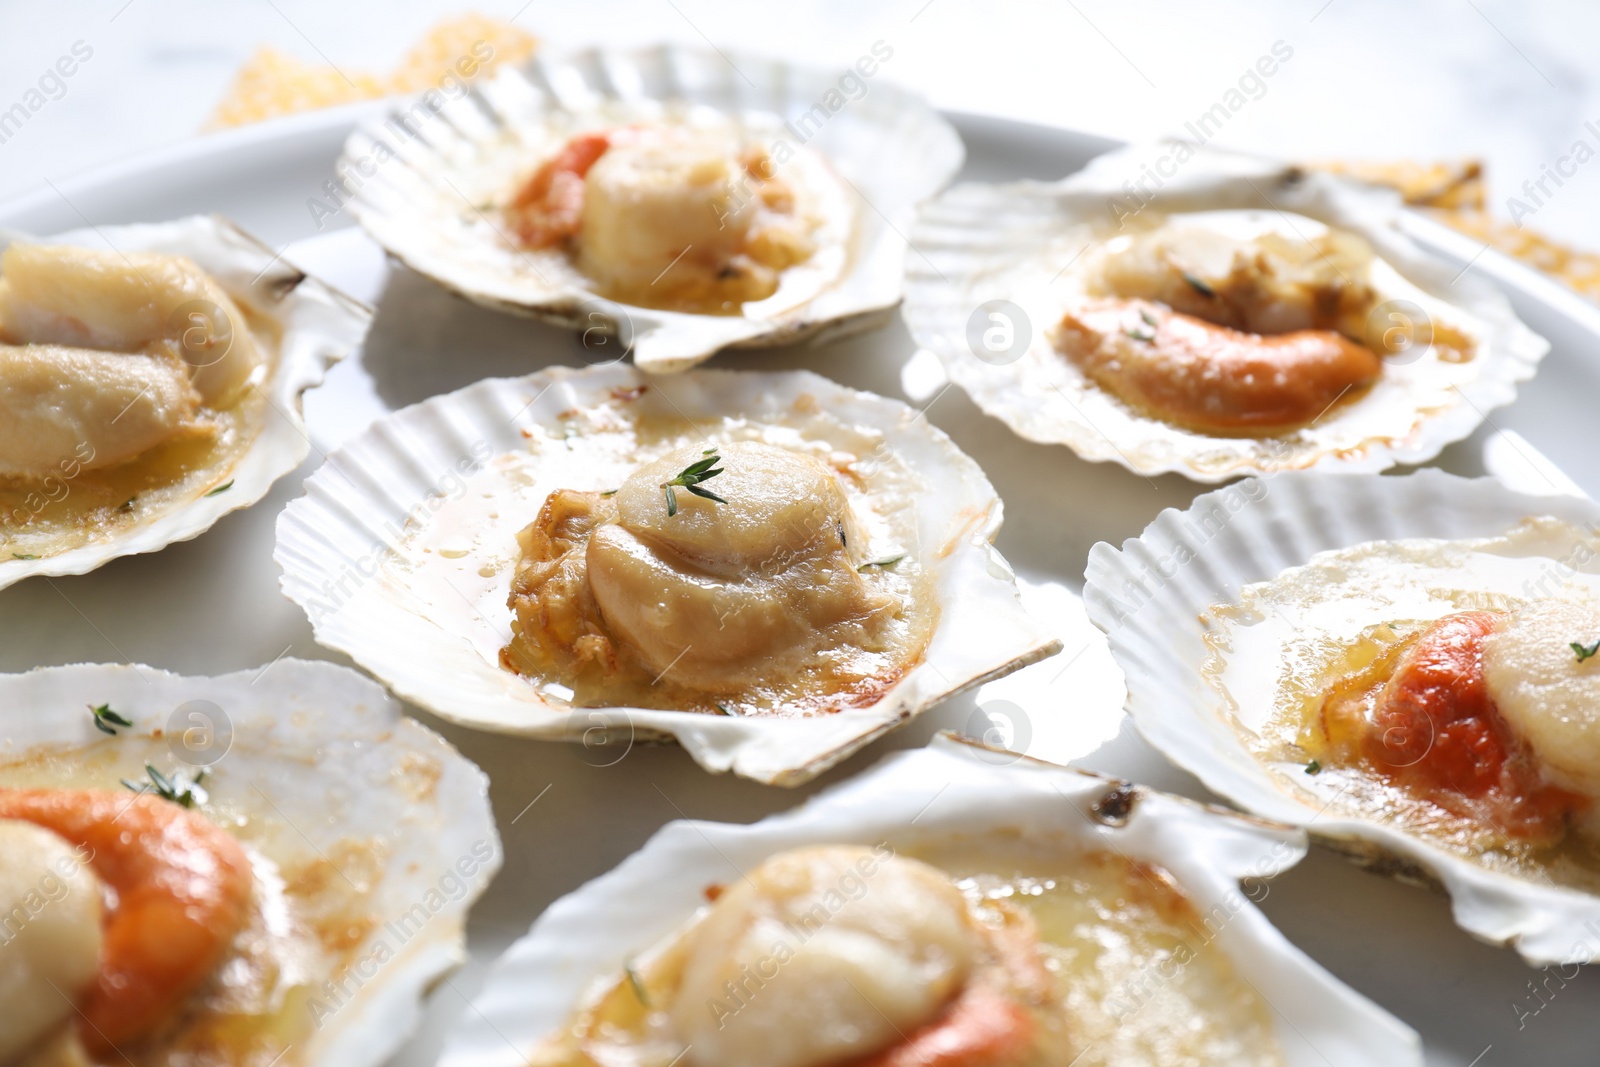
[90,703,134,736]
[122,764,207,809]
[661,448,726,517]
[1124,310,1159,343]
[1572,639,1600,663]
[1183,271,1216,298]
[858,554,906,572]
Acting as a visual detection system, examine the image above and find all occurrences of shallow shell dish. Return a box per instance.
[0,215,369,589]
[1083,469,1600,964]
[274,364,1058,785]
[0,658,500,1067]
[440,735,1420,1067]
[339,43,963,373]
[903,143,1547,482]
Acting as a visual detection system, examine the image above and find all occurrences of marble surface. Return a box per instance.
[2,0,1600,250]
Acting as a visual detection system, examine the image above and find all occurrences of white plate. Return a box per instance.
[3,103,1599,1066]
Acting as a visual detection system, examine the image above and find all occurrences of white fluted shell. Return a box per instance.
[904,143,1547,482]
[440,735,1420,1067]
[341,44,963,374]
[274,365,1057,785]
[1083,469,1600,964]
[0,658,500,1067]
[0,214,369,589]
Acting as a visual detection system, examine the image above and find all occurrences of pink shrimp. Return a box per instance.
[506,131,613,248]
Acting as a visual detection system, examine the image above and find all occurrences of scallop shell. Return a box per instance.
[340,44,963,374]
[1082,468,1600,964]
[0,214,370,589]
[0,658,500,1067]
[274,364,1058,785]
[440,734,1420,1067]
[903,142,1548,482]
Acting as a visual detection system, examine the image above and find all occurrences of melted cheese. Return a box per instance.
[0,820,103,1063]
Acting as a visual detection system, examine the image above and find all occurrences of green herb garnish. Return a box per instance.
[600,489,619,498]
[661,448,726,517]
[1183,271,1215,297]
[118,496,137,513]
[713,703,734,716]
[1304,759,1321,775]
[90,703,134,736]
[204,479,234,497]
[122,764,207,808]
[1572,639,1600,663]
[624,961,651,1007]
[11,553,38,561]
[1122,308,1161,342]
[858,554,906,572]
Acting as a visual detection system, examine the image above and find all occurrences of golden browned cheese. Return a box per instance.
[1054,298,1381,435]
[504,441,907,711]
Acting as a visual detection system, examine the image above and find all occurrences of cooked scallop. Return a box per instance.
[905,143,1547,481]
[561,129,816,314]
[1483,597,1600,797]
[1082,469,1600,963]
[0,215,366,588]
[0,821,104,1064]
[340,44,963,372]
[0,344,209,478]
[0,659,498,1067]
[1092,224,1379,339]
[445,739,1420,1067]
[276,365,1059,784]
[511,441,896,694]
[0,242,263,405]
[672,847,980,1067]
